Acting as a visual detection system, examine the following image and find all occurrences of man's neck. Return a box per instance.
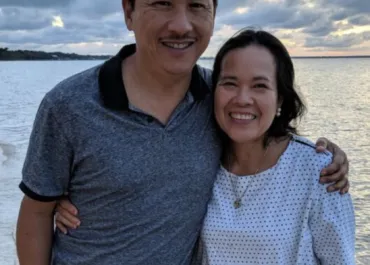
[122,54,193,124]
[128,53,192,96]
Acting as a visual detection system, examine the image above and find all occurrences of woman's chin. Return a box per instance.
[227,134,263,145]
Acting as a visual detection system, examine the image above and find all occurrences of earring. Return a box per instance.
[276,108,281,117]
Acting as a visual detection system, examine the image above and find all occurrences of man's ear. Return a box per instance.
[122,0,134,31]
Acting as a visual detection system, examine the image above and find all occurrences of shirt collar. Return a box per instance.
[98,43,210,111]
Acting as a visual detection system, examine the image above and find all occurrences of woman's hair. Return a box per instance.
[212,28,306,147]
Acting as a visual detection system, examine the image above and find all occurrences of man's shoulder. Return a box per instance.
[196,64,213,89]
[45,64,101,105]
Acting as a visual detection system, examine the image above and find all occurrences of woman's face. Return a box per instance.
[214,45,281,144]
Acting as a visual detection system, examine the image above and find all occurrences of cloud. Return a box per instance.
[305,31,370,48]
[217,2,321,30]
[318,0,370,14]
[0,0,74,8]
[303,19,337,37]
[0,7,52,30]
[348,15,370,26]
[0,0,369,56]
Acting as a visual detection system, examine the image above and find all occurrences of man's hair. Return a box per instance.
[128,0,218,9]
[212,28,306,147]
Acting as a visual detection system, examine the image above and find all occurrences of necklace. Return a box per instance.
[227,144,270,209]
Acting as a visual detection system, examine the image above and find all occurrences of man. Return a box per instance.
[16,1,349,265]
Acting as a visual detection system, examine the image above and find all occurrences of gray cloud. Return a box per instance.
[0,0,74,8]
[0,0,368,54]
[305,32,369,48]
[318,0,370,16]
[0,7,52,31]
[349,15,370,26]
[62,0,122,19]
[303,19,337,37]
[217,2,321,30]
[330,9,349,21]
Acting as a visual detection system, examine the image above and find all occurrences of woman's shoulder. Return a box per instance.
[290,134,332,160]
[287,134,333,178]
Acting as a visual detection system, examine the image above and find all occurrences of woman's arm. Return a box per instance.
[16,196,56,265]
[310,174,356,264]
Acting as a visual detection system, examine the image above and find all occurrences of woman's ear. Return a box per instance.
[278,97,283,109]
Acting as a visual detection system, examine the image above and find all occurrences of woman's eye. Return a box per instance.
[254,83,268,89]
[220,82,237,87]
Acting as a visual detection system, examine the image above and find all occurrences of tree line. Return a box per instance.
[0,47,111,61]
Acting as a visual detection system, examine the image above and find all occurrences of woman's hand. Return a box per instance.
[55,198,80,234]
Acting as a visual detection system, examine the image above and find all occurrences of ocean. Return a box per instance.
[0,58,369,264]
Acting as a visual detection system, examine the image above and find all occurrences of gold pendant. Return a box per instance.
[234,199,241,209]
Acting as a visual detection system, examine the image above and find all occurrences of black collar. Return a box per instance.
[98,43,210,111]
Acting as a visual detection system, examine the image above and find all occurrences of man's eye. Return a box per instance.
[190,3,206,9]
[152,1,171,7]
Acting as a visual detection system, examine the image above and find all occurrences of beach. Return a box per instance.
[0,58,369,264]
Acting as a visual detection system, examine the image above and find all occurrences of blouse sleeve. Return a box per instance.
[309,173,356,264]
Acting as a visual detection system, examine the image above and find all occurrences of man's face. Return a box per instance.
[124,0,215,75]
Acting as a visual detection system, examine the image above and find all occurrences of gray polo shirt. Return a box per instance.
[20,44,222,265]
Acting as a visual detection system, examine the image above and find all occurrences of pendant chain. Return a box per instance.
[228,144,270,209]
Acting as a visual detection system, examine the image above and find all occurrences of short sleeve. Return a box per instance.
[19,96,73,202]
[309,163,356,265]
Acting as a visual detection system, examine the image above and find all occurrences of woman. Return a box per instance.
[200,29,355,264]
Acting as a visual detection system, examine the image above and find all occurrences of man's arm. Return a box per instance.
[16,196,56,265]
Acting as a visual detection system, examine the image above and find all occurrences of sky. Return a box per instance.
[0,0,369,57]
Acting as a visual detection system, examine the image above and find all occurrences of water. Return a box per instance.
[0,58,369,264]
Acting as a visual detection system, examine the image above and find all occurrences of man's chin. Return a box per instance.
[163,63,196,76]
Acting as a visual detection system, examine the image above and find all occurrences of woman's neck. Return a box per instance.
[225,136,291,176]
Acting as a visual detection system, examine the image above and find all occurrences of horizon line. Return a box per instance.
[200,55,370,59]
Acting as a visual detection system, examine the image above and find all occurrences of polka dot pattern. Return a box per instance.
[201,135,355,265]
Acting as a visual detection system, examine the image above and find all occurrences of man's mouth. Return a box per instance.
[161,41,194,50]
[229,112,257,121]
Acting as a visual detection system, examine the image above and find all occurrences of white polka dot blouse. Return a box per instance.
[201,135,355,265]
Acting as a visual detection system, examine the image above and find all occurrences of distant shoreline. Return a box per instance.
[0,48,369,61]
[0,48,111,61]
[200,56,370,60]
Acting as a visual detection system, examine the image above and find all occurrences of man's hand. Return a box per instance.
[55,198,80,233]
[315,137,349,194]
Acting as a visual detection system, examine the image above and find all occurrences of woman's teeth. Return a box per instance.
[230,113,256,120]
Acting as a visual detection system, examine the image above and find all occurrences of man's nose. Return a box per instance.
[167,7,193,35]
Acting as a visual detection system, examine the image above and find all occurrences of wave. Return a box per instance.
[0,142,16,165]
